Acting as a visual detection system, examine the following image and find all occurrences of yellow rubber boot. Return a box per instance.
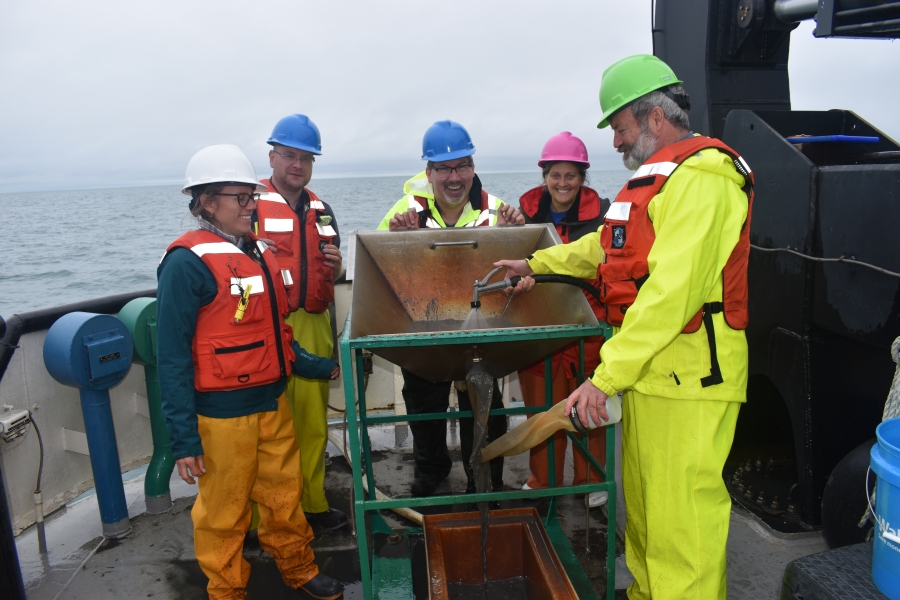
[622,390,740,600]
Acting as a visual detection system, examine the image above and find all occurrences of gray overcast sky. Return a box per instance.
[2,1,898,193]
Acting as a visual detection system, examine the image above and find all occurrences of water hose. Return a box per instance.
[530,275,601,300]
[473,271,601,306]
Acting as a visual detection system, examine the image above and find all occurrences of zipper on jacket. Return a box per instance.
[670,372,681,385]
[249,243,287,378]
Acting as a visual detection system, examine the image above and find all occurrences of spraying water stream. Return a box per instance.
[461,307,490,330]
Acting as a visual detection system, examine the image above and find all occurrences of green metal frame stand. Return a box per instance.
[339,313,616,599]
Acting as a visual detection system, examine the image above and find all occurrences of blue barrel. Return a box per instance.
[871,418,900,598]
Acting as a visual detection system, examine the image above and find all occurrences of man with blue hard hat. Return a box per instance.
[252,114,347,532]
[377,120,524,497]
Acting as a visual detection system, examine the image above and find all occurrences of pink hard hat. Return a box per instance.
[538,131,590,168]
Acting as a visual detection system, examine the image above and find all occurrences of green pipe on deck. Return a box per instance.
[142,364,174,508]
[119,298,174,514]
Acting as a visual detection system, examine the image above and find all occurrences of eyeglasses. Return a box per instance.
[273,149,316,165]
[430,162,474,176]
[217,192,261,207]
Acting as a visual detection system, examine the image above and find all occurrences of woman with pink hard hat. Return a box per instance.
[517,132,611,507]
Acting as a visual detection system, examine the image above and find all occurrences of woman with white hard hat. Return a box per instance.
[156,144,344,600]
[517,132,611,507]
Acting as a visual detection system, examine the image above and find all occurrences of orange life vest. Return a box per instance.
[520,185,609,378]
[519,185,607,243]
[599,136,753,386]
[166,229,295,392]
[255,180,336,313]
[520,184,608,321]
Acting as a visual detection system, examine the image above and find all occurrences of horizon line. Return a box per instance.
[0,166,629,196]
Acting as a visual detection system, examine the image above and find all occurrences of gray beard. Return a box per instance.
[440,189,467,205]
[622,129,660,171]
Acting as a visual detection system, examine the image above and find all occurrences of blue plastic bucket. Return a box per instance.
[871,418,900,598]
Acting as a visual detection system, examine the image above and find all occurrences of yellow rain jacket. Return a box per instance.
[527,148,749,403]
[377,171,504,229]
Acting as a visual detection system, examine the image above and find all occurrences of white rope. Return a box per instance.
[859,337,900,532]
[884,337,900,421]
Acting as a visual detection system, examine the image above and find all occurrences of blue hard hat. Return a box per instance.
[267,114,322,155]
[421,120,476,161]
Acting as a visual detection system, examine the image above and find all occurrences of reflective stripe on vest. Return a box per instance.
[473,195,502,226]
[406,196,442,228]
[165,229,294,392]
[631,161,679,179]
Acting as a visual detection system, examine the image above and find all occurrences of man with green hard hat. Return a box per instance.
[377,120,525,499]
[497,55,754,598]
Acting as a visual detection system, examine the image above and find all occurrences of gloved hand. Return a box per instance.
[290,340,338,380]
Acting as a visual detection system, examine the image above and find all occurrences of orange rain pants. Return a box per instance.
[518,367,605,489]
[193,393,318,600]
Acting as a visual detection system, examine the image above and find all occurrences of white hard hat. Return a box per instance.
[182,144,268,195]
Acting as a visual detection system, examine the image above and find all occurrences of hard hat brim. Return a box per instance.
[597,81,685,128]
[267,140,322,155]
[422,148,476,162]
[598,102,633,129]
[538,158,590,169]
[181,179,268,196]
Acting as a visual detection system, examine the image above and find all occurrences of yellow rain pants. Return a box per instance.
[284,307,334,514]
[622,390,740,600]
[194,393,317,600]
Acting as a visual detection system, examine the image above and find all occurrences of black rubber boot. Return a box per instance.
[296,573,344,599]
[304,508,348,531]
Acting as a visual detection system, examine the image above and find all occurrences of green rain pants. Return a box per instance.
[622,389,740,600]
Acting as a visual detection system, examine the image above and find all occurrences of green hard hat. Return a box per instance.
[597,54,683,129]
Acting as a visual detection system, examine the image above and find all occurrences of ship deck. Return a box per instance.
[14,418,828,600]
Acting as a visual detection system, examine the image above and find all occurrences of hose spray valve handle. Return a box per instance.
[472,266,522,304]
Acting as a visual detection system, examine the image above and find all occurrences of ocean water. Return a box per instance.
[0,170,629,318]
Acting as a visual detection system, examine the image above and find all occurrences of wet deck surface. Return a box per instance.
[15,418,827,599]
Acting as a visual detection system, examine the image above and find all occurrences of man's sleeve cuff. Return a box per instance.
[590,370,618,397]
[526,257,547,275]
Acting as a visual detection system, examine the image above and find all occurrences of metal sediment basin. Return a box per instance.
[424,507,579,599]
[349,225,600,382]
[340,224,615,599]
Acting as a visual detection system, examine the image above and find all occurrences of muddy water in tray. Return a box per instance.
[405,315,515,333]
[449,577,533,600]
[465,362,495,598]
